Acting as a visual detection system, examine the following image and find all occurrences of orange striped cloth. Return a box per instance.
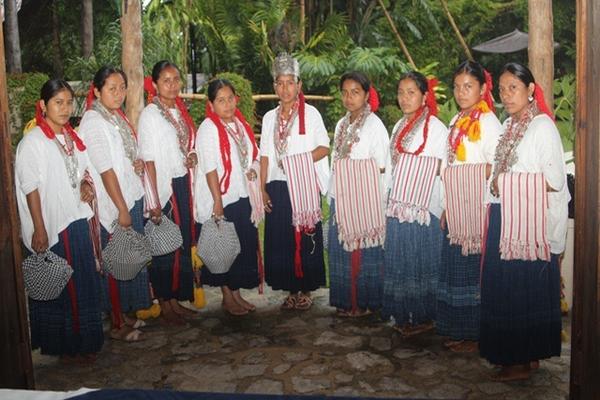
[246,162,265,227]
[498,172,550,262]
[333,158,385,251]
[442,163,487,256]
[387,153,439,225]
[281,152,322,230]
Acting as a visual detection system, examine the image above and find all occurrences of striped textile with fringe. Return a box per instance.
[442,163,487,256]
[498,172,550,262]
[246,162,265,227]
[333,158,385,251]
[281,152,322,230]
[387,153,438,225]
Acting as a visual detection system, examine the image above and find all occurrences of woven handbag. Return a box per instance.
[22,251,73,301]
[103,224,152,281]
[144,216,183,256]
[196,217,240,274]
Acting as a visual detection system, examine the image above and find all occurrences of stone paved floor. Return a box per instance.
[34,287,570,399]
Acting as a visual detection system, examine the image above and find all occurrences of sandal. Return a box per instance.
[280,295,297,310]
[449,340,478,353]
[294,294,313,310]
[399,322,434,337]
[110,326,145,342]
[336,308,352,317]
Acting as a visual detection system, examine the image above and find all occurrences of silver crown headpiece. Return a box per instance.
[272,52,300,80]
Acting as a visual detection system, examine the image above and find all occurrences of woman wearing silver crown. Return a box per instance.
[259,53,330,310]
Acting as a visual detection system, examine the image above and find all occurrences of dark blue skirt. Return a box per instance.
[148,175,195,302]
[328,200,384,311]
[264,181,326,293]
[200,197,259,290]
[100,199,151,313]
[436,226,482,341]
[382,214,443,325]
[29,218,104,356]
[480,204,561,366]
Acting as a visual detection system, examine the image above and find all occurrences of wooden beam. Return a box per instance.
[179,93,334,101]
[0,18,33,390]
[377,0,417,70]
[528,0,554,110]
[570,0,600,398]
[121,0,144,127]
[439,0,473,61]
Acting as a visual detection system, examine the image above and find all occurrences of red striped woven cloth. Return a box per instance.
[387,153,439,225]
[333,158,385,251]
[247,162,264,227]
[142,162,160,215]
[498,172,550,261]
[281,152,322,230]
[442,163,487,256]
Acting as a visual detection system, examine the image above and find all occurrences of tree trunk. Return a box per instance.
[121,0,144,127]
[439,0,473,61]
[299,0,306,45]
[51,0,64,78]
[528,0,554,110]
[81,0,94,58]
[3,0,22,73]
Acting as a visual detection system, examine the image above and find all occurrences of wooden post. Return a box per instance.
[570,0,600,398]
[439,0,473,61]
[528,0,554,110]
[120,0,144,126]
[299,0,306,45]
[0,18,33,389]
[377,0,417,70]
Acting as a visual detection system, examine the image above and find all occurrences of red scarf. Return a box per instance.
[533,83,554,121]
[35,100,86,151]
[205,102,259,194]
[483,69,496,113]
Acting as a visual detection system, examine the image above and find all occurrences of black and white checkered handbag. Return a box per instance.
[22,251,73,301]
[196,217,240,274]
[144,216,183,256]
[102,224,152,281]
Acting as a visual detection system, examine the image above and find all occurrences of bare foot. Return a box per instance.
[222,300,248,316]
[160,300,186,326]
[450,340,478,353]
[491,364,531,382]
[169,299,198,317]
[399,322,434,337]
[232,290,256,311]
[443,339,464,348]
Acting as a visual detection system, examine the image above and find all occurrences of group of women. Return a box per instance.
[15,53,567,382]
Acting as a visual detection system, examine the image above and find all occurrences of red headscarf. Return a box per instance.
[533,83,555,121]
[36,100,86,151]
[425,78,439,116]
[205,101,259,195]
[368,86,380,112]
[482,69,496,113]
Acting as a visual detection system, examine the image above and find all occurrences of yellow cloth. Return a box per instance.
[193,286,206,309]
[191,246,203,269]
[23,118,37,134]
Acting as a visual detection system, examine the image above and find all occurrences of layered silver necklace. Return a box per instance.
[53,133,80,194]
[334,104,371,161]
[92,100,138,163]
[222,118,249,170]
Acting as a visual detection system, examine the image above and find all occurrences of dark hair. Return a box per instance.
[453,60,486,86]
[152,60,180,83]
[93,65,127,91]
[40,79,74,104]
[399,71,428,94]
[499,62,535,86]
[340,71,371,92]
[207,79,236,102]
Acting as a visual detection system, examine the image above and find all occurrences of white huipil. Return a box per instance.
[79,110,144,232]
[15,126,93,252]
[137,103,189,208]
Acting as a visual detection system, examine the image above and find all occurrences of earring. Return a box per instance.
[528,95,534,102]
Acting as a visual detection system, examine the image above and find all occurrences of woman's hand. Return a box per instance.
[246,168,257,181]
[31,227,49,253]
[440,210,447,232]
[212,199,224,218]
[490,178,499,197]
[262,190,272,213]
[118,209,133,228]
[149,207,162,224]
[185,152,198,169]
[80,180,95,203]
[133,159,145,176]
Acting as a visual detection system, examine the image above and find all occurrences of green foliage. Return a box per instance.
[436,98,459,127]
[7,72,50,146]
[379,104,403,133]
[188,72,256,130]
[553,74,576,153]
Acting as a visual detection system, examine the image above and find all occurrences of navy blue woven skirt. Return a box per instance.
[382,214,443,325]
[328,200,384,312]
[479,204,561,366]
[264,181,326,293]
[436,226,482,341]
[29,218,104,356]
[100,199,151,313]
[200,197,259,290]
[148,175,195,302]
